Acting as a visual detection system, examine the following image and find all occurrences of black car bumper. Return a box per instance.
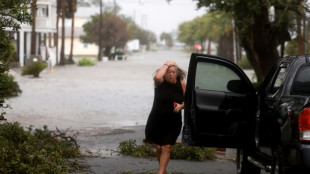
[301,144,310,168]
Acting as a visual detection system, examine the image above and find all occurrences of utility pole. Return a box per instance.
[113,0,116,15]
[98,0,103,61]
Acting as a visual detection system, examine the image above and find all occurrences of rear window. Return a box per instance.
[292,66,310,94]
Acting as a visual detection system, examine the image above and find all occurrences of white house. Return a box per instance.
[58,7,99,57]
[5,0,57,67]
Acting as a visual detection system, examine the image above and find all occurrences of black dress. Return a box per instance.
[145,78,184,146]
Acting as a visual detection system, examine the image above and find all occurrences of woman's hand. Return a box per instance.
[165,60,177,67]
[174,102,184,113]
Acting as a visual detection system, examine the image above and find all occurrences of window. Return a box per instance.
[292,66,310,94]
[80,43,89,48]
[269,67,287,94]
[195,61,241,92]
[37,5,49,17]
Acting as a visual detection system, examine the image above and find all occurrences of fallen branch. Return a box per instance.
[52,127,80,149]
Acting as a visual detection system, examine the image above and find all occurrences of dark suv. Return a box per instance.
[182,54,310,174]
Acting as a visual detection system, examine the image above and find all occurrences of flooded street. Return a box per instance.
[5,48,193,157]
[6,49,190,131]
[4,49,265,173]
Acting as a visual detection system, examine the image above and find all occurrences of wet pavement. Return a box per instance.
[5,49,263,174]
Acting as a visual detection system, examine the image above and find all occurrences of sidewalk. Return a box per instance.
[71,125,238,174]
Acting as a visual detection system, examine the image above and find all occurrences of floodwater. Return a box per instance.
[5,48,191,131]
[4,49,265,174]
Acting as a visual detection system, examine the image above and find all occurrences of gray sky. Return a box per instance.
[114,0,207,36]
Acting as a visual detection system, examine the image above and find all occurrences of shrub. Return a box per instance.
[0,73,22,98]
[78,57,95,66]
[118,139,216,161]
[119,139,155,158]
[0,122,81,173]
[171,143,216,161]
[21,61,47,77]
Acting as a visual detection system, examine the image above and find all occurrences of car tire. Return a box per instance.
[271,149,283,174]
[237,148,260,174]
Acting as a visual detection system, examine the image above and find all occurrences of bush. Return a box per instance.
[118,139,216,161]
[21,61,47,77]
[119,139,155,158]
[0,122,81,173]
[171,143,216,161]
[78,57,95,66]
[0,73,22,98]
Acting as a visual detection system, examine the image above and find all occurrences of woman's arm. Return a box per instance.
[174,80,186,113]
[181,80,186,97]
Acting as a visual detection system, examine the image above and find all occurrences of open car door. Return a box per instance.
[182,54,257,148]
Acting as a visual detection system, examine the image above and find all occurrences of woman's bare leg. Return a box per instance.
[158,145,171,174]
[156,145,162,163]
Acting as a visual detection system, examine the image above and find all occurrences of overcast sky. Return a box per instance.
[113,0,207,37]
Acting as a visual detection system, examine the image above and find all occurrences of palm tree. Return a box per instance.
[68,0,77,64]
[55,0,61,64]
[59,0,66,65]
[30,0,37,56]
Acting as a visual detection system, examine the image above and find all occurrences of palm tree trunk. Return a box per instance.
[56,0,60,64]
[30,0,37,56]
[59,0,66,65]
[68,0,75,64]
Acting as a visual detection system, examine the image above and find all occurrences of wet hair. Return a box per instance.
[174,66,187,81]
[154,65,187,81]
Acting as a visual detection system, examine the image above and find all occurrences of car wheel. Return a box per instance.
[271,150,283,174]
[237,148,260,174]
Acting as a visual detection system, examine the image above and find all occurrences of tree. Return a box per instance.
[81,13,131,58]
[196,0,306,81]
[178,21,196,50]
[205,12,234,62]
[177,12,232,54]
[124,16,157,50]
[59,0,66,65]
[68,0,77,64]
[30,0,37,55]
[160,32,174,48]
[0,0,34,120]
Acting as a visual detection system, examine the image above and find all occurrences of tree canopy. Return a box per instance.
[177,12,232,54]
[81,13,131,57]
[0,0,35,120]
[160,32,174,48]
[196,0,308,81]
[124,16,157,49]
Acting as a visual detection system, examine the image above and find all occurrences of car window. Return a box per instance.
[195,61,241,92]
[292,66,310,94]
[268,67,287,95]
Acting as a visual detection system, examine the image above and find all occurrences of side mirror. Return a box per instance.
[227,80,249,94]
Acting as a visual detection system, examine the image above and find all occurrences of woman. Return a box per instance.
[145,60,186,174]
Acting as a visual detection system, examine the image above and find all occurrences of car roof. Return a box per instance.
[283,55,310,63]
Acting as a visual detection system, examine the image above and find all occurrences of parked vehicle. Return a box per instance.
[182,53,310,174]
